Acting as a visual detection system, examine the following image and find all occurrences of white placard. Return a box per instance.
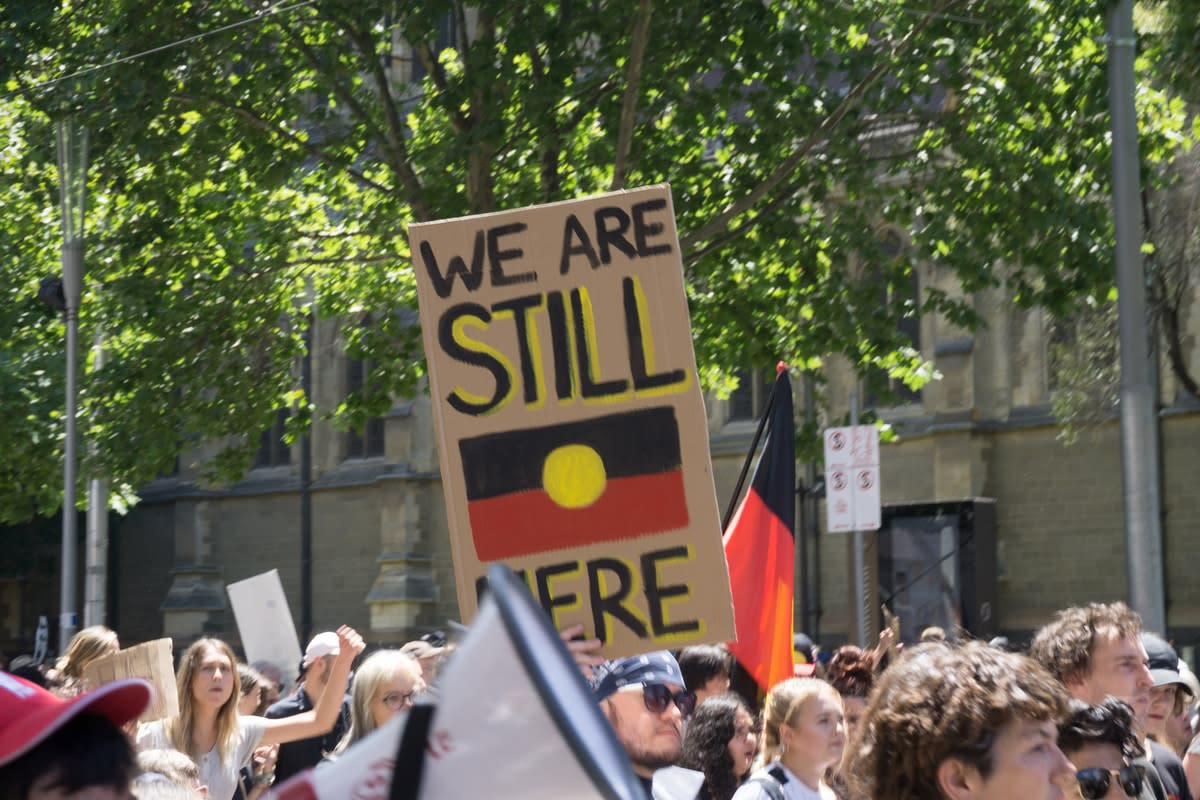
[824,425,881,532]
[227,569,302,691]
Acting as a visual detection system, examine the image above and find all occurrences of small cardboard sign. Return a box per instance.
[227,569,303,691]
[409,184,734,655]
[82,638,178,722]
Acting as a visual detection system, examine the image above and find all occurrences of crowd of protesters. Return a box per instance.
[4,602,1200,799]
[585,601,1200,800]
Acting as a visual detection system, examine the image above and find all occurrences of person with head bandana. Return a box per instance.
[591,650,706,799]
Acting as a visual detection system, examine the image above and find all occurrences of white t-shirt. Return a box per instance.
[138,716,268,800]
[731,762,837,800]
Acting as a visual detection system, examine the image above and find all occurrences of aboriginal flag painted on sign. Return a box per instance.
[459,407,690,561]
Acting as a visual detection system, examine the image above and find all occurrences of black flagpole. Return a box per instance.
[721,367,783,533]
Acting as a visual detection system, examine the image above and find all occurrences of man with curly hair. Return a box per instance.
[843,641,1077,800]
[1030,602,1169,800]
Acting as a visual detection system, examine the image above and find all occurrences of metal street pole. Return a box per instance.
[850,392,868,647]
[57,120,88,652]
[1106,0,1165,633]
[84,331,108,628]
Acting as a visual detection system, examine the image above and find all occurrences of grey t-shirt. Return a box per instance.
[138,716,267,800]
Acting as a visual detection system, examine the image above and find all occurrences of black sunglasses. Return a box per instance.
[640,683,697,717]
[1075,765,1145,800]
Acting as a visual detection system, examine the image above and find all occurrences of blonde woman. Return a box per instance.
[330,649,425,758]
[49,625,120,698]
[732,678,845,800]
[137,626,363,800]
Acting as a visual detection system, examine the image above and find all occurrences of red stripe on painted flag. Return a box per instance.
[467,469,689,561]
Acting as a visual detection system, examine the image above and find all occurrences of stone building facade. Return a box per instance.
[11,255,1196,662]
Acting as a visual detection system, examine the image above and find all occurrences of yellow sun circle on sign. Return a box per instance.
[542,444,607,509]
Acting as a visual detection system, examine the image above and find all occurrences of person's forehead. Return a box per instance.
[199,647,231,666]
[1092,630,1144,659]
[379,670,418,690]
[1067,741,1124,771]
[997,716,1058,743]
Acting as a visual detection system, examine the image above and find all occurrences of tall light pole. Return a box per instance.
[84,331,109,629]
[57,118,88,653]
[1106,0,1165,633]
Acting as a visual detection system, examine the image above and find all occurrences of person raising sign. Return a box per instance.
[137,626,364,800]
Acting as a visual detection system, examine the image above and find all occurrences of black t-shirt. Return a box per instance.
[1150,740,1193,800]
[264,686,352,784]
[1134,754,1169,800]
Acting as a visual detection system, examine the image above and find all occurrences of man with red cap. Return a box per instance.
[0,670,152,798]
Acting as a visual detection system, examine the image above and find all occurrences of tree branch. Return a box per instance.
[680,0,965,263]
[265,5,390,146]
[171,93,393,196]
[286,255,397,266]
[342,19,431,220]
[610,0,653,191]
[464,6,498,212]
[250,5,431,214]
[1155,268,1200,398]
[411,38,470,132]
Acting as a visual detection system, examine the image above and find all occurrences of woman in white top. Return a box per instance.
[731,678,845,800]
[138,626,363,800]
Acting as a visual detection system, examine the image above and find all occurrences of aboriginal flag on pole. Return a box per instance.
[459,407,690,561]
[723,368,795,692]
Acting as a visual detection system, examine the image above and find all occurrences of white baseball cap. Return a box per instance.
[303,632,340,667]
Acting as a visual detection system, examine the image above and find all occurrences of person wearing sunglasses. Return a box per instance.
[1058,698,1148,800]
[591,650,705,799]
[1030,603,1170,800]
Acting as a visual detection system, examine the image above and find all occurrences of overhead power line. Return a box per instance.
[6,0,317,99]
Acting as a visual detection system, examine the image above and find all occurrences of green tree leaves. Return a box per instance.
[0,0,1191,521]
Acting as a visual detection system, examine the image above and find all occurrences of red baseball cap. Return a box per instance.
[0,671,153,767]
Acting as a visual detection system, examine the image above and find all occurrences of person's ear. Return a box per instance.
[778,721,794,751]
[936,757,979,800]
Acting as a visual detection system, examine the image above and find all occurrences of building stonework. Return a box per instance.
[101,289,1200,657]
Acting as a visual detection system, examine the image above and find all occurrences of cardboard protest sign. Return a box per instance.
[409,184,734,655]
[83,638,177,721]
[227,569,303,693]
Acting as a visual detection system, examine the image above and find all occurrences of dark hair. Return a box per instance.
[7,666,48,689]
[1058,698,1144,760]
[845,641,1071,800]
[420,630,448,648]
[679,693,753,800]
[238,663,270,715]
[678,645,732,694]
[826,645,875,699]
[1029,602,1142,685]
[0,713,136,798]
